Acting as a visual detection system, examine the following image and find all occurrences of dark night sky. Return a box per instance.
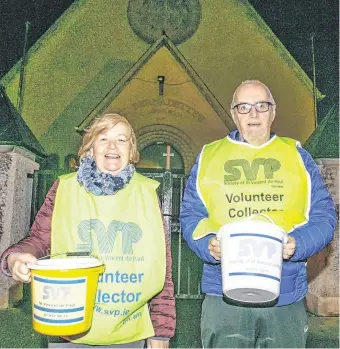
[0,0,338,119]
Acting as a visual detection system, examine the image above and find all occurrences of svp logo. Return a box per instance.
[224,158,281,182]
[76,219,142,255]
[238,238,277,259]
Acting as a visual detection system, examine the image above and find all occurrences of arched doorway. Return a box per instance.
[136,142,184,173]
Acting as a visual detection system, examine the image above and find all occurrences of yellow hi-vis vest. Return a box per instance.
[51,172,166,345]
[193,135,311,239]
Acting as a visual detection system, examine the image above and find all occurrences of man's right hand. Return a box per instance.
[7,253,37,283]
[208,237,221,260]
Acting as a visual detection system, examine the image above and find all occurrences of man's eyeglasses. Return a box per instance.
[232,101,274,114]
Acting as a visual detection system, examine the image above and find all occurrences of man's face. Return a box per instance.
[231,83,276,146]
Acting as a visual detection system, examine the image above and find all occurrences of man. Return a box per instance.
[180,80,336,348]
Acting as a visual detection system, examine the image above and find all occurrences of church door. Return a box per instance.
[137,142,203,300]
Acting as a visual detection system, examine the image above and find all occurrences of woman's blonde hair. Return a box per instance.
[78,113,140,163]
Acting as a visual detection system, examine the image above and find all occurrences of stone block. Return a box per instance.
[0,281,24,309]
[307,158,339,316]
[0,286,10,309]
[307,293,339,317]
[0,149,39,308]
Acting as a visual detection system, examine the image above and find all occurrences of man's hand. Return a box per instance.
[7,253,37,283]
[208,237,221,260]
[283,235,296,260]
[147,338,169,348]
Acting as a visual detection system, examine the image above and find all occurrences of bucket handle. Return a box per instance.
[247,213,275,224]
[38,251,91,260]
[247,214,288,244]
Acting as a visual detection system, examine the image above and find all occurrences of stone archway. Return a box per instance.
[136,125,196,174]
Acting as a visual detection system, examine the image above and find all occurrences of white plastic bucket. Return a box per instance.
[27,257,104,336]
[217,220,287,305]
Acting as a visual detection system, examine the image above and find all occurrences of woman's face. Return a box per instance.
[90,122,133,176]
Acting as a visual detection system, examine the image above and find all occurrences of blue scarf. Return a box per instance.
[77,156,135,196]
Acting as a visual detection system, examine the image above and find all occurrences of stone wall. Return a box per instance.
[0,149,39,308]
[306,158,339,316]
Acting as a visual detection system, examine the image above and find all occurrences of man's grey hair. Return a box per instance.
[230,80,275,109]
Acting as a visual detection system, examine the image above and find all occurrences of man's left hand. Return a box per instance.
[147,338,169,348]
[283,235,296,260]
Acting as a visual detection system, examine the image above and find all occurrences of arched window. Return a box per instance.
[137,142,184,173]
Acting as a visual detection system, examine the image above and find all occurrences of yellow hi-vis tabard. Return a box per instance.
[193,136,311,239]
[51,172,166,345]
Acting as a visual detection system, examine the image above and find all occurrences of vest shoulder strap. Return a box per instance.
[58,172,77,182]
[278,136,300,148]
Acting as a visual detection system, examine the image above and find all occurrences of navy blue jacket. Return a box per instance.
[180,131,336,306]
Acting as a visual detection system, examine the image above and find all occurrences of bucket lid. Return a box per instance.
[27,257,103,270]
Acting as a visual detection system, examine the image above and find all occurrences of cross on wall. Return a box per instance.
[162,144,174,170]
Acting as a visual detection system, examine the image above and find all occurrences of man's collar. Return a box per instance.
[233,130,275,143]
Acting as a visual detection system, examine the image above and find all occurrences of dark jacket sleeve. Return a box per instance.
[149,209,176,339]
[0,180,58,275]
[289,147,336,261]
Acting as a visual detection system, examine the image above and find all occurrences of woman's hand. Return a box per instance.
[208,237,221,260]
[7,253,37,283]
[147,338,169,348]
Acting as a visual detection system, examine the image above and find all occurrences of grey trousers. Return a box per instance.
[201,295,308,348]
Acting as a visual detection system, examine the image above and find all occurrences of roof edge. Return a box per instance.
[242,0,324,100]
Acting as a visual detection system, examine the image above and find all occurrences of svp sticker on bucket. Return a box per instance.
[32,276,87,326]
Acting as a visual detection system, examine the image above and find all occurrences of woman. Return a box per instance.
[0,113,176,348]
